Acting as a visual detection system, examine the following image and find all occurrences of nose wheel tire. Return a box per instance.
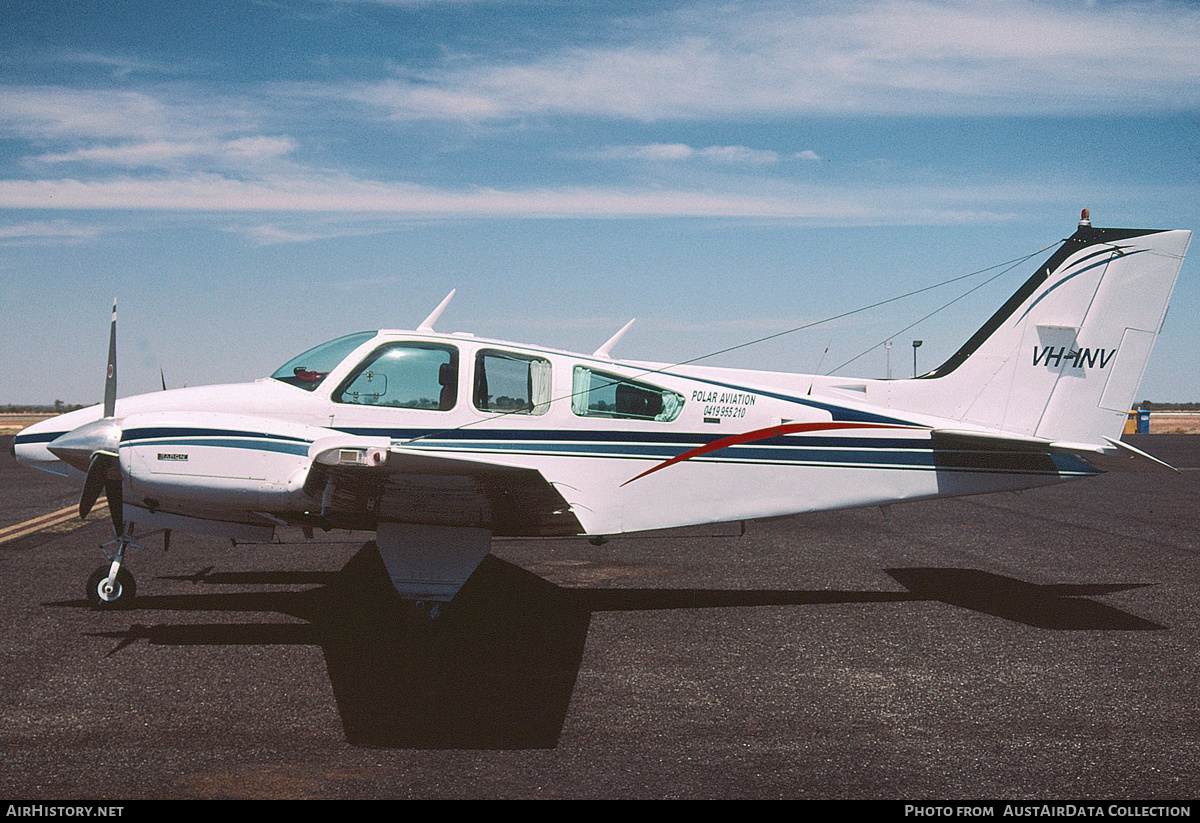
[86,566,136,610]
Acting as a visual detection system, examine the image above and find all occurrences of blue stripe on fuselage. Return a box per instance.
[60,424,1090,478]
[121,426,310,444]
[121,436,310,456]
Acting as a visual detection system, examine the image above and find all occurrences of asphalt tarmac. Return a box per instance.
[2,434,1198,799]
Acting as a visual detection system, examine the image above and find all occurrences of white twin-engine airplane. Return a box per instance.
[13,213,1192,616]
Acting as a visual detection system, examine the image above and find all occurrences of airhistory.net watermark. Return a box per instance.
[6,807,123,817]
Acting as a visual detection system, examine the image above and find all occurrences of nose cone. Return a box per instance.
[14,404,107,471]
[47,418,122,472]
[14,415,80,471]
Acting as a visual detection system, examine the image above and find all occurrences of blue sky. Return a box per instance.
[1,0,1198,405]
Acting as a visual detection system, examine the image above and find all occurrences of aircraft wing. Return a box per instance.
[307,437,584,536]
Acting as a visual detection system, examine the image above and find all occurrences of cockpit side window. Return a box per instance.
[473,350,551,415]
[571,366,684,422]
[334,342,459,410]
[271,331,377,391]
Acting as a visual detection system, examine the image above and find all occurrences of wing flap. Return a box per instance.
[307,440,583,536]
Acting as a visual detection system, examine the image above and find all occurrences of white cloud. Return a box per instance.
[0,174,805,216]
[0,171,1035,225]
[317,0,494,6]
[355,0,1200,121]
[230,220,396,246]
[35,136,297,169]
[223,136,297,161]
[697,145,780,164]
[600,143,780,163]
[234,223,338,246]
[0,2,1187,230]
[0,86,237,142]
[59,50,181,79]
[0,220,104,246]
[600,143,696,161]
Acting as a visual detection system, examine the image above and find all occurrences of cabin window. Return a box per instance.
[271,331,376,391]
[473,350,551,415]
[571,367,683,422]
[334,342,459,410]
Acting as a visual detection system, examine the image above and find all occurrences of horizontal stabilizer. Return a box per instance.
[932,427,1176,473]
[1049,436,1178,474]
[931,428,1051,451]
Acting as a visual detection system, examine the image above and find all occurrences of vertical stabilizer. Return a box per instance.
[887,222,1191,445]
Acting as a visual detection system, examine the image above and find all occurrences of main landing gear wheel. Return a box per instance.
[86,566,136,610]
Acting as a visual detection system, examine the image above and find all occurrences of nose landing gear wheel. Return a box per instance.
[86,566,136,610]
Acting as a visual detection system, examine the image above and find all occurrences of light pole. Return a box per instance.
[912,340,923,378]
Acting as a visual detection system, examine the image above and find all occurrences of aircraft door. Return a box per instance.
[328,341,461,428]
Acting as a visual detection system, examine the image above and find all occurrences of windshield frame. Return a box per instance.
[270,331,378,392]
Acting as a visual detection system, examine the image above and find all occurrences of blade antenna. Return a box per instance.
[418,289,456,333]
[593,319,636,359]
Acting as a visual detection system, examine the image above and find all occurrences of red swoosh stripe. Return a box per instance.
[621,421,914,486]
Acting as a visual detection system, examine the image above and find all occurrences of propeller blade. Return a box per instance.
[65,300,125,531]
[104,300,117,418]
[79,452,115,519]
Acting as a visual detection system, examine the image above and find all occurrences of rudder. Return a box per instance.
[890,219,1191,445]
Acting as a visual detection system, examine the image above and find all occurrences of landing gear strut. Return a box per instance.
[86,526,142,610]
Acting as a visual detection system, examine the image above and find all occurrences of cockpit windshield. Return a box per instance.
[270,331,376,391]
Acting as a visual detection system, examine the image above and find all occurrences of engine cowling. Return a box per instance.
[119,410,333,512]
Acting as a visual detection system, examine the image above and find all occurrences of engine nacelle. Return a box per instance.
[120,411,333,512]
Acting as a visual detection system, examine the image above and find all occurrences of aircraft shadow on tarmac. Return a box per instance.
[62,545,1163,751]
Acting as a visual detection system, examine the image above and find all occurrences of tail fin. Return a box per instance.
[888,219,1191,445]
